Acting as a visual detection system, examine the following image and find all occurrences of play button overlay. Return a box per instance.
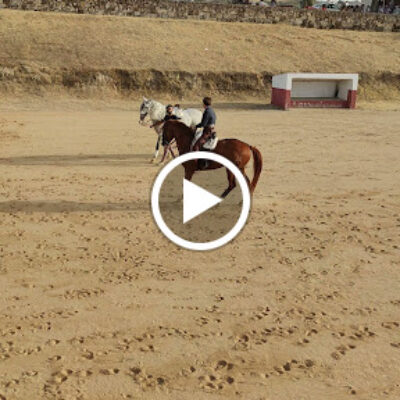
[151,152,251,251]
[183,179,222,224]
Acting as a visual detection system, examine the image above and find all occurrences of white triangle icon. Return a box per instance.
[183,179,222,224]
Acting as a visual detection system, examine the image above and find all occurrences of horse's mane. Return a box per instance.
[164,120,194,139]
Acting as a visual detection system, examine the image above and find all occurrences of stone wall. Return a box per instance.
[1,0,399,32]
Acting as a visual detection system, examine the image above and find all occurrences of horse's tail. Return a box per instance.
[249,145,263,193]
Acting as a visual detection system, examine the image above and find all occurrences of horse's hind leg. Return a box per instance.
[221,168,236,198]
[240,168,251,191]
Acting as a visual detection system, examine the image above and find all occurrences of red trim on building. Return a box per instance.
[271,88,357,109]
[347,90,357,109]
[271,88,291,110]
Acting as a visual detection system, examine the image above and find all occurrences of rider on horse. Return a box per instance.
[192,97,217,152]
[191,97,217,170]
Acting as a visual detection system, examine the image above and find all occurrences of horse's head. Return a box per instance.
[162,120,194,153]
[139,97,152,124]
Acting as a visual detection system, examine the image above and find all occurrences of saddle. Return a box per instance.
[202,133,218,150]
[192,126,218,151]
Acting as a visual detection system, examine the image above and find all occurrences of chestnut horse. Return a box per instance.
[162,120,263,198]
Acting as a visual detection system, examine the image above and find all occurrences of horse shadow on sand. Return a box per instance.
[0,154,155,213]
[0,153,151,167]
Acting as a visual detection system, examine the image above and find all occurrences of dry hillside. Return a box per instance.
[0,9,399,99]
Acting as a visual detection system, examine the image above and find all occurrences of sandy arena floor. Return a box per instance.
[0,104,399,400]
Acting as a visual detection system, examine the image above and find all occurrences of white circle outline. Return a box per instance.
[151,151,251,251]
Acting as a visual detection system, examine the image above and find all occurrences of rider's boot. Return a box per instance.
[198,151,209,170]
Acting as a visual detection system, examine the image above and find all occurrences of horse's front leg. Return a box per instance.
[159,144,169,164]
[184,162,196,181]
[151,133,162,163]
[160,140,177,163]
[169,144,176,159]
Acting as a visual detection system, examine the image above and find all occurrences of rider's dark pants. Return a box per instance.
[197,131,216,170]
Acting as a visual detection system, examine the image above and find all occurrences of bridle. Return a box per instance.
[139,103,151,125]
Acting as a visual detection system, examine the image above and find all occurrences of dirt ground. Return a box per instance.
[0,102,400,400]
